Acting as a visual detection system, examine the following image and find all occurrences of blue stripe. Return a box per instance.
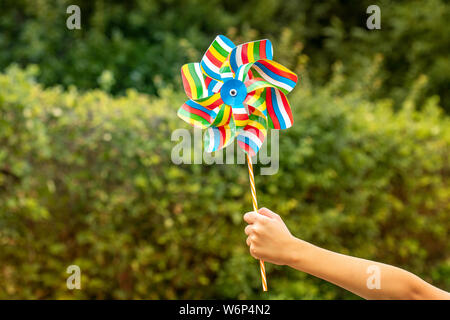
[265,39,273,60]
[229,48,238,73]
[213,127,221,151]
[262,108,268,118]
[185,100,217,118]
[218,35,236,50]
[201,61,221,80]
[269,88,286,129]
[237,134,260,155]
[255,62,296,91]
[207,79,219,95]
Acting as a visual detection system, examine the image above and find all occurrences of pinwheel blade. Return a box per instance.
[247,60,298,95]
[178,100,220,129]
[264,88,294,129]
[211,104,232,127]
[205,78,223,95]
[181,63,209,100]
[204,117,236,153]
[219,60,234,81]
[235,63,254,82]
[229,39,273,73]
[245,88,268,118]
[236,108,268,156]
[194,92,224,110]
[201,35,236,81]
[231,103,250,130]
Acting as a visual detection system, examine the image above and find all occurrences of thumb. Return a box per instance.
[258,207,281,221]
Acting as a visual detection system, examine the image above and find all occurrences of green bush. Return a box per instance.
[1,0,449,112]
[0,66,449,299]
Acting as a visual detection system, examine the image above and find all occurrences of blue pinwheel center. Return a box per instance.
[220,79,247,107]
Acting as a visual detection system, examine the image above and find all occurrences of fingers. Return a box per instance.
[243,211,258,224]
[244,224,253,236]
[244,210,273,225]
[258,207,281,221]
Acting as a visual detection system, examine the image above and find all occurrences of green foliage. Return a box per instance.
[0,0,449,112]
[0,67,448,299]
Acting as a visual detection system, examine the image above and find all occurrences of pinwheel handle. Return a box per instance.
[246,153,268,292]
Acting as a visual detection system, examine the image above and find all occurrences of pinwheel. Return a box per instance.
[178,35,298,291]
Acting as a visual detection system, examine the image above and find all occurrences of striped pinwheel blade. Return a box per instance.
[264,87,293,129]
[211,104,232,127]
[245,88,268,118]
[235,63,254,82]
[201,35,236,81]
[236,108,268,156]
[229,39,273,74]
[192,92,224,110]
[245,60,298,95]
[219,59,234,81]
[205,78,223,96]
[204,117,236,153]
[178,100,220,129]
[231,103,250,130]
[181,63,210,100]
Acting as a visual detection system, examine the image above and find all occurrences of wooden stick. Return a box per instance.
[246,153,268,291]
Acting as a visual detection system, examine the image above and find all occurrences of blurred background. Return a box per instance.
[0,0,448,299]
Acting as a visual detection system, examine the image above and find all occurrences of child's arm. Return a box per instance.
[243,208,450,300]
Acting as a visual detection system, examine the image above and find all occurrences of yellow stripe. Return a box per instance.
[179,114,207,129]
[235,119,249,127]
[182,64,197,98]
[225,125,231,142]
[266,60,293,74]
[197,93,220,107]
[247,120,266,131]
[247,42,255,62]
[209,46,226,62]
[216,105,231,126]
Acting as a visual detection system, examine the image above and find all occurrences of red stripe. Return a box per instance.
[203,97,223,109]
[279,91,293,124]
[260,40,266,60]
[205,50,222,67]
[245,124,264,140]
[238,140,256,157]
[234,113,249,121]
[218,126,226,148]
[241,43,249,64]
[181,69,192,98]
[204,77,212,88]
[259,60,297,82]
[266,89,280,129]
[182,104,212,122]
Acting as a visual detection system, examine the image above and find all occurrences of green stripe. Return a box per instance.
[178,107,209,126]
[211,105,227,126]
[187,63,204,98]
[212,41,229,58]
[254,41,261,60]
[251,95,265,108]
[251,68,262,78]
[267,115,274,129]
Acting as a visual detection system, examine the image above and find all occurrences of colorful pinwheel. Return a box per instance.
[178,35,298,156]
[177,35,299,292]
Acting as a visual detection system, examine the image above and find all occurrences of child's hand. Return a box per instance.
[244,207,298,265]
